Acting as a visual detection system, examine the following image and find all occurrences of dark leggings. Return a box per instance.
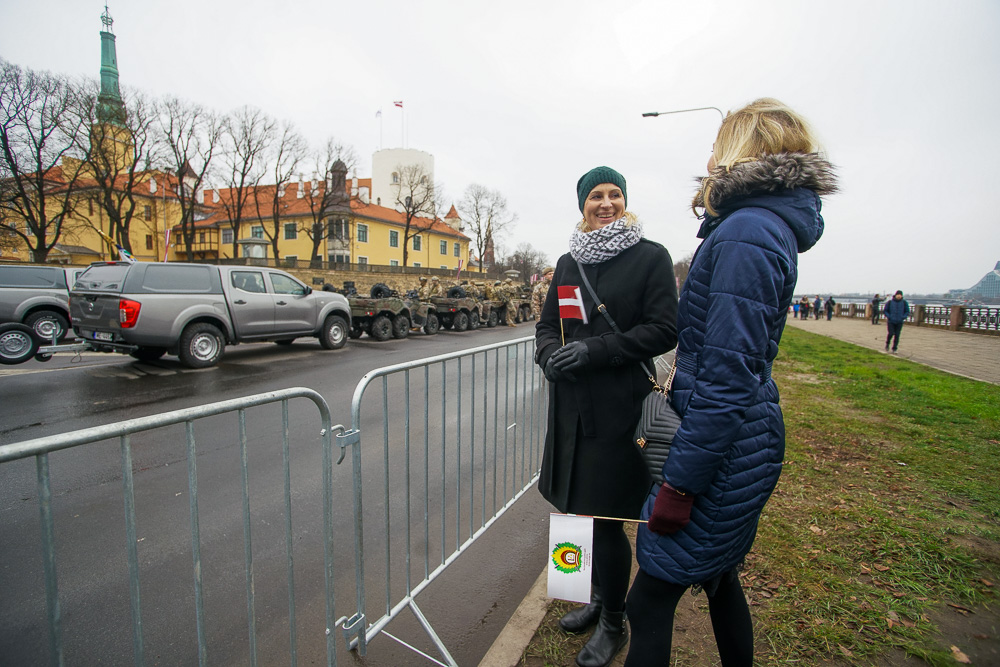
[624,569,753,666]
[591,519,632,613]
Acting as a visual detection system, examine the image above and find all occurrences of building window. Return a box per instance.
[357,223,368,243]
[440,265,447,269]
[145,234,153,250]
[222,229,234,245]
[328,218,348,240]
[144,205,152,221]
[412,235,421,251]
[413,262,421,267]
[454,242,460,257]
[331,253,349,263]
[391,172,399,184]
[389,230,399,247]
[251,226,264,239]
[439,240,447,254]
[390,260,399,267]
[284,222,297,240]
[357,256,368,265]
[199,232,206,243]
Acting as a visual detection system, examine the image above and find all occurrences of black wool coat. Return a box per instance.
[535,239,678,518]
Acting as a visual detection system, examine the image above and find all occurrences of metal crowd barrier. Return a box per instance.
[335,335,546,666]
[0,388,344,667]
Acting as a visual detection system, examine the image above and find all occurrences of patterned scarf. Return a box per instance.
[568,216,643,264]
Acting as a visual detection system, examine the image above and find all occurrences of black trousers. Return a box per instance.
[872,309,881,324]
[886,321,903,350]
[624,568,753,666]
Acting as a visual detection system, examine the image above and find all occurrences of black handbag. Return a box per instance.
[573,261,681,485]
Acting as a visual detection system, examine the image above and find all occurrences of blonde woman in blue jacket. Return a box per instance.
[625,99,838,666]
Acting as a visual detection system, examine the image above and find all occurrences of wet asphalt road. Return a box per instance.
[0,324,552,666]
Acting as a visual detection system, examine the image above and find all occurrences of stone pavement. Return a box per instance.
[785,315,1000,385]
[479,315,1000,666]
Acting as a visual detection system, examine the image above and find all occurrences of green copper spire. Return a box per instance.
[97,4,126,125]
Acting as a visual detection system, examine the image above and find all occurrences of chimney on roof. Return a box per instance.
[149,176,157,194]
[196,189,204,204]
[351,177,358,198]
[213,189,220,203]
[359,186,370,204]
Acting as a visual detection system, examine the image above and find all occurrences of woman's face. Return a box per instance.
[583,183,625,230]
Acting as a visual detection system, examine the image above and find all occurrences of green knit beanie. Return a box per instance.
[577,166,627,213]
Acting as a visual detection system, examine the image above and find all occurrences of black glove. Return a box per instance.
[544,354,577,383]
[550,341,590,373]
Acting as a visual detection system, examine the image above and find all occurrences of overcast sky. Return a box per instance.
[3,0,998,295]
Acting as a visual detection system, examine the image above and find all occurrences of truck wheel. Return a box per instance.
[0,323,39,365]
[440,315,453,330]
[522,305,532,321]
[178,323,225,368]
[25,310,69,343]
[319,315,348,350]
[447,286,467,298]
[392,314,410,339]
[453,311,469,332]
[487,310,498,328]
[349,326,363,339]
[370,283,392,299]
[130,347,167,362]
[423,313,440,335]
[469,311,480,330]
[369,315,393,341]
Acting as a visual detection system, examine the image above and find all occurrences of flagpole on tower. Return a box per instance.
[394,100,404,148]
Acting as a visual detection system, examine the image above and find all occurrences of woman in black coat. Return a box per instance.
[535,166,678,667]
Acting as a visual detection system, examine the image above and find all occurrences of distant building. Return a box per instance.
[949,261,1000,300]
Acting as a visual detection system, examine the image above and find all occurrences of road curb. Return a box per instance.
[479,568,550,666]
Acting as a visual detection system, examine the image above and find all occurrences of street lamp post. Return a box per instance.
[641,106,725,121]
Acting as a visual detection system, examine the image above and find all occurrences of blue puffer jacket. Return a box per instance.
[884,297,910,324]
[636,153,837,586]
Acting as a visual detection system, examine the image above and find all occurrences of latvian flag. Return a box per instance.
[557,285,588,324]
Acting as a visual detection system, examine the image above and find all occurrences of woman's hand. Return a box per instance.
[549,341,590,373]
[543,355,577,383]
[647,484,694,535]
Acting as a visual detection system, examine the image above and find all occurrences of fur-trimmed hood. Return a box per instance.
[696,152,838,252]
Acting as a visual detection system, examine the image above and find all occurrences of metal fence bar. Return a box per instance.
[1,388,339,667]
[238,409,258,667]
[280,401,298,667]
[36,453,63,667]
[119,434,144,666]
[342,336,545,665]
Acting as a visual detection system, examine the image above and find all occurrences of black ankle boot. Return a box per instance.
[559,585,603,633]
[575,610,628,667]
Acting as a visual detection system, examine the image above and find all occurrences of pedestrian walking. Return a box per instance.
[793,302,800,318]
[535,166,678,667]
[884,290,910,353]
[825,295,836,321]
[871,293,882,325]
[813,295,822,320]
[624,98,838,667]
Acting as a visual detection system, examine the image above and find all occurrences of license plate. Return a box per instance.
[93,331,114,341]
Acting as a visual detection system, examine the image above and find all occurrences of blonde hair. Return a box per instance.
[576,210,639,233]
[695,98,820,216]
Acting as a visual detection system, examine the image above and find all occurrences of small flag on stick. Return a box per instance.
[393,100,404,108]
[557,285,588,324]
[547,514,593,603]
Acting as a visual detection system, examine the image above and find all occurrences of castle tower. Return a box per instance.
[97,4,126,126]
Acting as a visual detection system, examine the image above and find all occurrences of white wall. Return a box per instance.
[370,148,434,212]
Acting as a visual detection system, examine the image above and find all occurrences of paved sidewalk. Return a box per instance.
[785,316,1000,384]
[480,315,1000,666]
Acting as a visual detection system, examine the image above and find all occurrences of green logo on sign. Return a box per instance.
[552,542,583,574]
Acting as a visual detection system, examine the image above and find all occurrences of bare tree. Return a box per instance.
[77,83,162,253]
[497,242,548,282]
[673,251,694,289]
[457,183,516,273]
[298,138,357,267]
[393,163,442,267]
[0,59,88,262]
[218,105,274,257]
[255,120,306,262]
[158,96,221,261]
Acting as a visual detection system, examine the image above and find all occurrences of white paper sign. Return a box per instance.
[547,514,593,603]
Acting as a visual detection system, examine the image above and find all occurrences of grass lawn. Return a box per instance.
[519,327,1000,666]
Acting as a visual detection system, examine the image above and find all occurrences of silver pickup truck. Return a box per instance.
[0,264,87,341]
[66,262,351,368]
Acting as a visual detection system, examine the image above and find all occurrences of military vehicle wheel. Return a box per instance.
[319,315,348,349]
[130,347,167,362]
[469,311,480,330]
[453,311,469,332]
[423,313,440,335]
[392,314,410,339]
[178,323,225,368]
[349,326,363,339]
[521,305,533,321]
[487,310,498,328]
[370,315,393,341]
[370,283,392,298]
[25,310,69,342]
[447,286,467,298]
[440,315,453,329]
[0,323,39,365]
